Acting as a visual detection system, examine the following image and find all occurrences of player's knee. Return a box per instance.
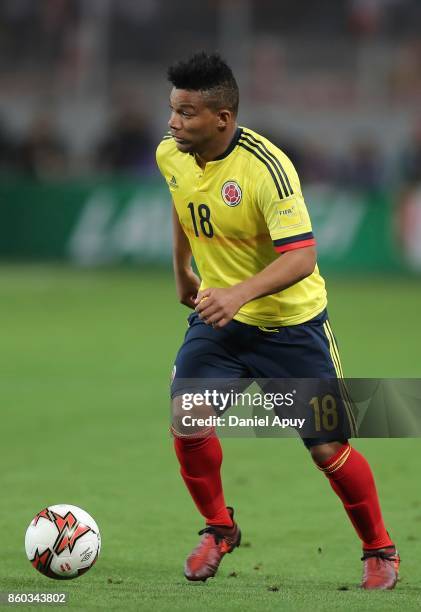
[309,441,347,465]
[171,395,215,438]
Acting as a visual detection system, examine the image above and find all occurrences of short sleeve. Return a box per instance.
[256,158,316,254]
[155,141,166,176]
[155,133,173,177]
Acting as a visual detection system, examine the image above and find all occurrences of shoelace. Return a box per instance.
[198,527,224,544]
[361,549,397,562]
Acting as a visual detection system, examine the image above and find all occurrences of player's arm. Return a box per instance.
[235,245,316,300]
[172,203,201,309]
[195,246,316,327]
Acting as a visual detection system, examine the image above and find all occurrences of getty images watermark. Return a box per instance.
[180,388,305,430]
[172,378,421,439]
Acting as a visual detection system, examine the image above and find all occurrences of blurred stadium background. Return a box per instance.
[1,1,421,609]
[0,0,420,269]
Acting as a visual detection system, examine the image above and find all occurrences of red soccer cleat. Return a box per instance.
[184,507,241,582]
[361,546,400,590]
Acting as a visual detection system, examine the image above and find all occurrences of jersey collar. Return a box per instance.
[213,126,243,161]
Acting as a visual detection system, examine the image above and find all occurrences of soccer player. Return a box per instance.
[156,52,399,589]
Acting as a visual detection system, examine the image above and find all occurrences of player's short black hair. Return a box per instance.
[167,52,239,116]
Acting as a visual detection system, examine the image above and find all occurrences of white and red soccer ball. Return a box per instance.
[25,504,101,580]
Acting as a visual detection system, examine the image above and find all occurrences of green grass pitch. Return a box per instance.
[1,265,421,611]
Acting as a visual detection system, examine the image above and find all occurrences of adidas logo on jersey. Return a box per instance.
[169,175,178,189]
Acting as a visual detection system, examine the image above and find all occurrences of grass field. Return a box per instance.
[1,264,421,611]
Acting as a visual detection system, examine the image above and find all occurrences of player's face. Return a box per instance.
[168,88,223,155]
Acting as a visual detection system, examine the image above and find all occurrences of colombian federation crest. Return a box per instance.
[221,181,242,207]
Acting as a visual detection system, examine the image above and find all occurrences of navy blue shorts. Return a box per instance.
[171,309,355,447]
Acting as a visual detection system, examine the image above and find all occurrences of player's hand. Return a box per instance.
[194,286,246,328]
[175,267,201,309]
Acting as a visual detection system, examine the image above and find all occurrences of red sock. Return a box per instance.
[318,443,393,550]
[173,433,233,527]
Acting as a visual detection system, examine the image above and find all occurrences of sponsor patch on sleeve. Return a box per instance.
[277,202,302,228]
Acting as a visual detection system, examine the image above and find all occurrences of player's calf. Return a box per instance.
[171,396,240,580]
[312,441,399,589]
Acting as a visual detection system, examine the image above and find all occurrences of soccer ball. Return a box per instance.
[25,504,101,580]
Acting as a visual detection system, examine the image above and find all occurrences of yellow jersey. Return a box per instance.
[156,126,327,327]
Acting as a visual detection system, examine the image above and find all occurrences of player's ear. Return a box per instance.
[216,109,231,129]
